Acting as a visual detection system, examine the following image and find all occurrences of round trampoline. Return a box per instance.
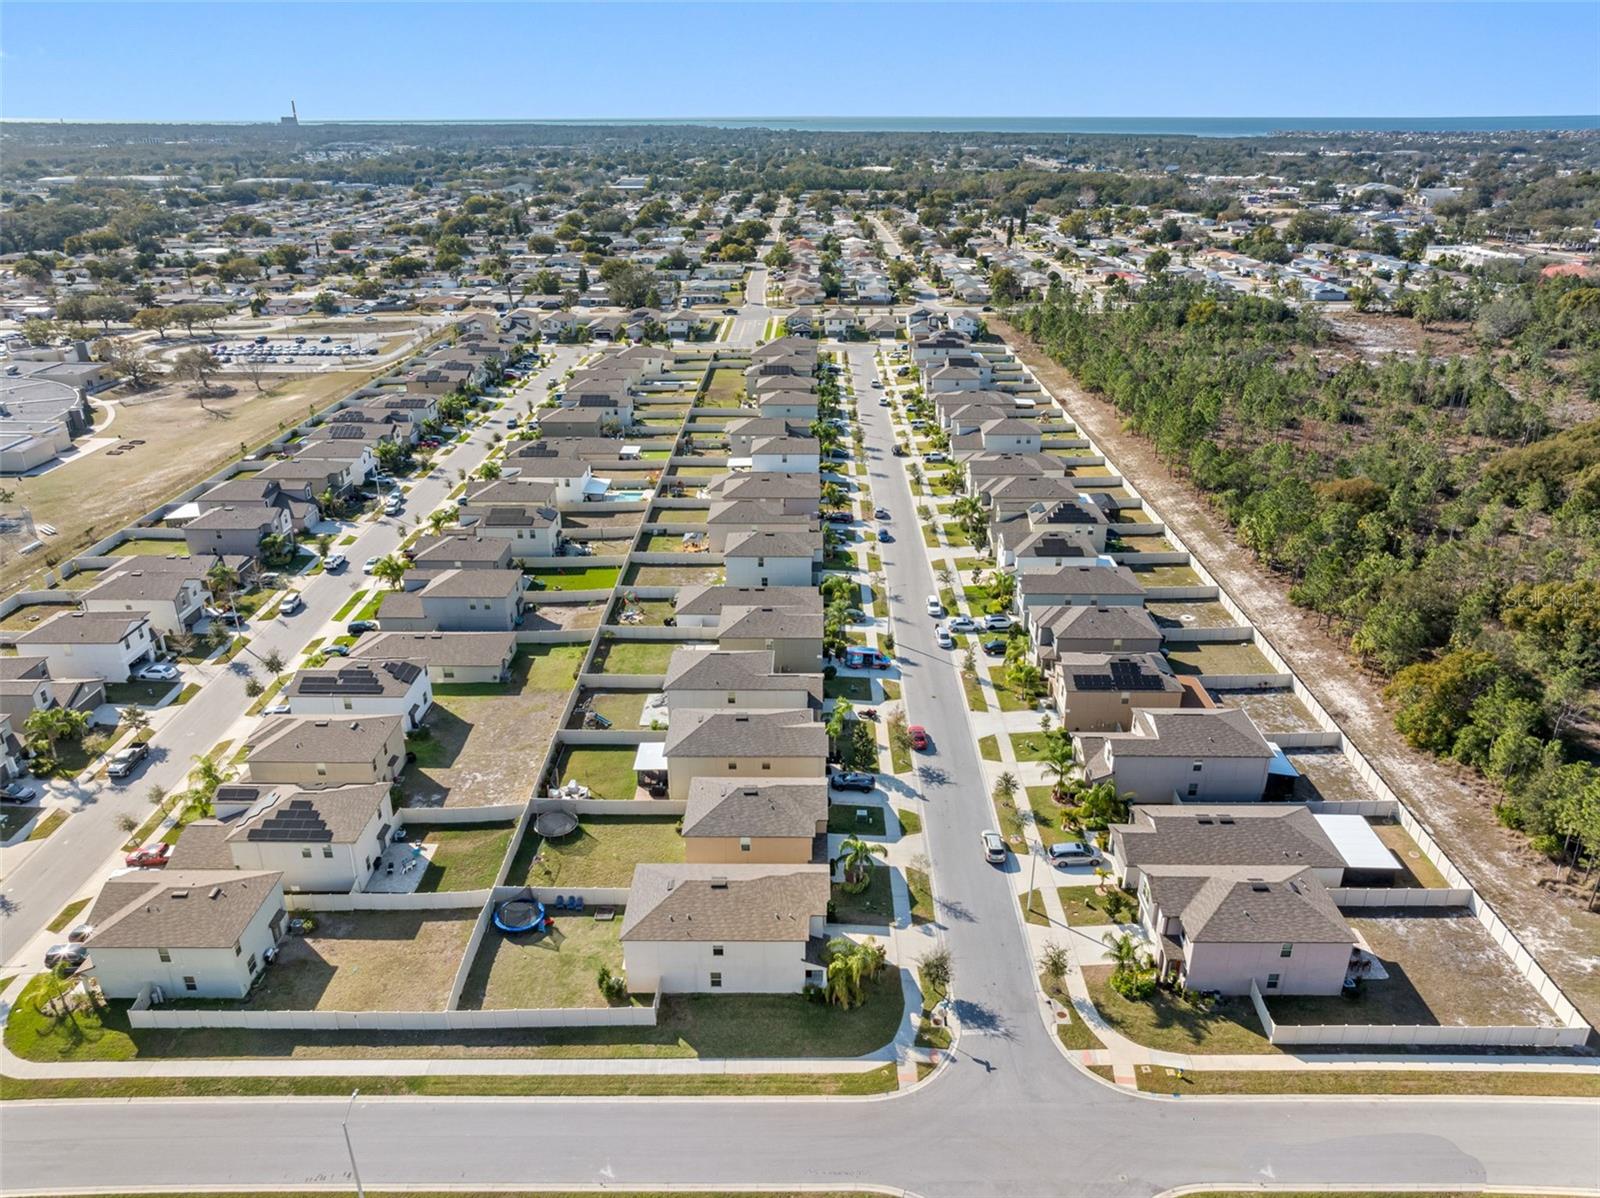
[534,810,579,838]
[492,892,548,934]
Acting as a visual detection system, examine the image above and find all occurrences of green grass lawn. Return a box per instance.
[520,815,684,887]
[459,915,630,1010]
[526,565,622,592]
[332,589,371,622]
[103,681,179,707]
[960,669,988,712]
[109,538,189,557]
[1020,891,1049,927]
[591,638,682,675]
[409,822,516,892]
[552,745,642,800]
[1134,1072,1600,1101]
[906,867,934,925]
[1025,787,1076,847]
[521,643,589,692]
[989,669,1042,713]
[1008,732,1062,762]
[824,674,874,702]
[1082,965,1275,1055]
[827,804,886,836]
[27,809,68,841]
[978,734,1001,762]
[1058,887,1133,927]
[895,807,922,835]
[831,863,894,926]
[888,733,911,775]
[46,897,90,934]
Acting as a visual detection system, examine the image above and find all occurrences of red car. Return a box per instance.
[125,843,172,869]
[909,725,930,751]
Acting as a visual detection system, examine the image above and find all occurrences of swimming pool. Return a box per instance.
[606,489,651,502]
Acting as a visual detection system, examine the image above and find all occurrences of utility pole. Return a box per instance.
[341,1088,365,1198]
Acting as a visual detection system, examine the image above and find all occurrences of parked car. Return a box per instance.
[947,616,977,633]
[43,944,88,972]
[981,638,1008,656]
[363,557,380,574]
[822,510,853,524]
[346,620,378,635]
[1048,840,1099,867]
[124,842,172,869]
[263,702,292,716]
[908,725,929,751]
[925,451,948,463]
[936,628,955,649]
[322,644,351,658]
[107,743,150,778]
[323,552,347,572]
[135,662,179,682]
[829,771,876,793]
[870,380,883,389]
[926,595,943,617]
[873,507,890,519]
[843,647,891,670]
[982,613,1013,632]
[878,529,893,543]
[981,830,1007,863]
[279,594,303,616]
[0,782,36,803]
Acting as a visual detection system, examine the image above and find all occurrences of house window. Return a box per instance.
[233,941,241,957]
[442,668,455,679]
[1266,973,1281,990]
[712,945,724,957]
[1192,762,1203,772]
[322,846,334,858]
[301,847,313,858]
[1280,943,1294,958]
[342,699,354,711]
[757,557,766,567]
[709,971,723,988]
[1186,783,1198,796]
[739,837,752,853]
[247,954,258,974]
[728,762,738,770]
[158,948,171,963]
[761,762,771,771]
[182,976,198,992]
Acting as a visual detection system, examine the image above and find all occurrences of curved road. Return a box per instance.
[2,342,1596,1197]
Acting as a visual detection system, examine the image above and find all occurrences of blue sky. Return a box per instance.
[3,2,1597,122]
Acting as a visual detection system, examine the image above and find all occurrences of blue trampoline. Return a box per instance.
[492,891,548,934]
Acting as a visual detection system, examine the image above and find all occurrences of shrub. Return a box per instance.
[1108,968,1157,1001]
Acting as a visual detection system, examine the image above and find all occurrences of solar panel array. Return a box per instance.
[245,798,334,843]
[296,668,386,696]
[1070,659,1165,691]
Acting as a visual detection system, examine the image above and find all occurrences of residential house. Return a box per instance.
[992,496,1112,566]
[1016,564,1146,611]
[681,778,828,865]
[11,611,159,683]
[195,477,320,533]
[182,504,294,562]
[1030,604,1163,656]
[663,648,821,718]
[210,782,396,893]
[663,708,827,800]
[723,530,818,588]
[244,715,408,790]
[706,472,821,515]
[285,660,433,730]
[1055,652,1185,732]
[620,863,830,993]
[352,631,516,684]
[378,569,526,632]
[82,869,286,1000]
[1074,707,1277,804]
[408,533,515,572]
[78,561,207,635]
[0,654,104,727]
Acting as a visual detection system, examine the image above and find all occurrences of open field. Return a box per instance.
[3,369,377,596]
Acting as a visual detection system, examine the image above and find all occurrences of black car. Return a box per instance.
[347,620,378,635]
[107,742,150,778]
[982,638,1008,656]
[821,510,853,524]
[723,307,740,315]
[829,771,876,793]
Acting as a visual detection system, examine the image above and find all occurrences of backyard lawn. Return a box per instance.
[526,565,621,592]
[458,915,632,1010]
[831,863,894,926]
[409,822,516,892]
[552,744,650,800]
[518,815,684,887]
[1165,641,1276,677]
[590,638,682,675]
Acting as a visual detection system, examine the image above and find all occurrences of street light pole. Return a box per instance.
[341,1088,365,1198]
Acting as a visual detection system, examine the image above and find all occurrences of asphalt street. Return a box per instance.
[0,346,582,967]
[1,319,1595,1198]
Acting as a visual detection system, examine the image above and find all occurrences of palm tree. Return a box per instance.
[951,495,986,545]
[825,698,855,757]
[1101,931,1147,972]
[372,554,410,591]
[837,836,886,891]
[1041,739,1078,804]
[118,707,152,740]
[24,706,88,750]
[824,938,867,1009]
[187,753,226,816]
[994,771,1019,804]
[426,508,453,535]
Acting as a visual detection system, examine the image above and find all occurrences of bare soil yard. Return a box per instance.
[997,316,1600,1025]
[242,912,475,1012]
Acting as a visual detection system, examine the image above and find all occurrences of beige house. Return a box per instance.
[1055,652,1185,732]
[682,777,827,864]
[378,569,525,633]
[663,648,821,719]
[620,863,830,993]
[1031,604,1163,656]
[352,631,517,684]
[663,709,827,800]
[83,869,286,1000]
[244,715,407,790]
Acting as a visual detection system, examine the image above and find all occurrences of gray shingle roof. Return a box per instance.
[682,777,827,839]
[1113,806,1343,871]
[14,611,148,646]
[225,782,390,845]
[664,648,819,698]
[1022,564,1146,598]
[674,586,820,618]
[85,869,282,950]
[246,715,402,766]
[352,631,516,668]
[287,659,423,700]
[620,863,829,943]
[1112,708,1274,759]
[665,708,826,759]
[725,530,817,559]
[1147,866,1353,945]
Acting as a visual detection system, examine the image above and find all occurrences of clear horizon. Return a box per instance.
[4,1,1598,123]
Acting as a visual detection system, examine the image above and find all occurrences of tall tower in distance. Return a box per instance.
[280,100,299,126]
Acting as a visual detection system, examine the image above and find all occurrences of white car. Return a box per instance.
[135,662,179,682]
[981,830,1007,864]
[263,702,292,716]
[926,595,943,617]
[947,616,977,634]
[936,628,955,650]
[363,557,380,574]
[323,552,347,572]
[926,451,948,463]
[278,593,303,615]
[982,613,1013,632]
